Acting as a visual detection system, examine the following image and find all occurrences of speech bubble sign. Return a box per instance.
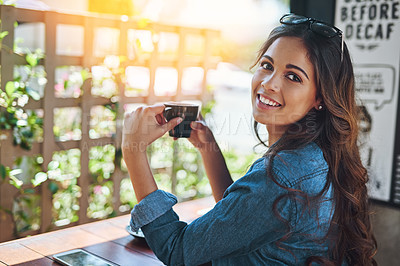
[354,64,395,110]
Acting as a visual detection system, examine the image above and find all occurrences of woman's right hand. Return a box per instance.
[189,117,233,202]
[188,120,216,151]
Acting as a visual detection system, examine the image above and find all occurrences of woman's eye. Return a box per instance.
[260,61,273,71]
[287,73,302,83]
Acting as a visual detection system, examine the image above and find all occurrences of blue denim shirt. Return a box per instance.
[130,142,333,265]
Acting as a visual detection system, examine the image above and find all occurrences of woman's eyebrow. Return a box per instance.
[262,55,310,81]
[286,64,309,80]
[262,55,274,63]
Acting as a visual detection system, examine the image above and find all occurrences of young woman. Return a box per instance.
[122,14,377,265]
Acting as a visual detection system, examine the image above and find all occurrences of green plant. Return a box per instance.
[0,18,48,236]
[222,149,259,181]
[88,181,115,219]
[119,177,136,211]
[0,1,16,5]
[89,104,117,139]
[54,66,90,98]
[47,149,81,226]
[0,48,45,149]
[0,14,258,241]
[92,55,125,99]
[87,145,116,219]
[0,155,45,236]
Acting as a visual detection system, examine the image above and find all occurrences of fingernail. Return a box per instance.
[177,118,183,123]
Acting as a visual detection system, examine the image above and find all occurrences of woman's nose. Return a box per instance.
[261,74,281,92]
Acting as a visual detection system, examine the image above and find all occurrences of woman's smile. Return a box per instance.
[256,94,282,109]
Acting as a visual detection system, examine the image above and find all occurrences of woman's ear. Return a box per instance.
[314,97,323,111]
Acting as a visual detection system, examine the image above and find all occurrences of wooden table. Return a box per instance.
[0,197,215,266]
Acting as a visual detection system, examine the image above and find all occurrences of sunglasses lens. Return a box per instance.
[279,14,344,62]
[280,14,309,24]
[310,22,338,38]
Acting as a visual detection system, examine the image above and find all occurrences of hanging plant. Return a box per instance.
[0,17,47,234]
[0,48,46,150]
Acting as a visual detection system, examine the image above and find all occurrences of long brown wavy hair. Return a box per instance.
[252,22,377,265]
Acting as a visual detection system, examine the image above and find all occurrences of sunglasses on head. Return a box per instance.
[280,14,344,62]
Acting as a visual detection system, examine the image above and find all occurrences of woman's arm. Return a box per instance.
[189,121,233,202]
[132,165,295,266]
[122,104,182,201]
[123,151,156,202]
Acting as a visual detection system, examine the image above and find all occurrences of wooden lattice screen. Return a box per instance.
[0,5,219,242]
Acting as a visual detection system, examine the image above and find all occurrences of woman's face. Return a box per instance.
[251,36,320,136]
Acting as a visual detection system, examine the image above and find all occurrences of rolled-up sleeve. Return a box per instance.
[129,160,296,266]
[130,190,178,231]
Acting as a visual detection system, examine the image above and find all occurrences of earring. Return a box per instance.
[318,105,323,110]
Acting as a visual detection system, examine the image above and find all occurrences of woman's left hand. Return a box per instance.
[122,104,182,155]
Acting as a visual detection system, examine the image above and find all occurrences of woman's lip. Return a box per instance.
[256,95,282,110]
[256,94,282,109]
[257,93,282,106]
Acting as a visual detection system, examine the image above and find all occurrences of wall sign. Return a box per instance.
[335,0,400,205]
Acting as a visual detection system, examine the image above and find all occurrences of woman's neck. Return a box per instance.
[268,135,280,146]
[266,124,287,146]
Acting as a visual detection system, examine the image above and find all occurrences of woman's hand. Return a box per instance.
[122,104,182,155]
[122,104,181,201]
[188,118,216,151]
[189,116,233,201]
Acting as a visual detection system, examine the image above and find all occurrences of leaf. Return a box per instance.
[23,188,35,194]
[81,69,91,81]
[3,208,12,215]
[32,172,47,187]
[34,48,44,60]
[0,164,6,180]
[0,30,8,40]
[9,174,23,189]
[5,81,15,96]
[25,53,38,67]
[9,168,23,176]
[48,181,59,194]
[48,161,60,170]
[26,87,40,101]
[16,119,28,127]
[20,140,31,150]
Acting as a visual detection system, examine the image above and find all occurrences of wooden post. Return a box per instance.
[0,6,16,242]
[0,5,15,92]
[40,11,58,233]
[147,25,159,104]
[111,19,129,215]
[76,16,95,224]
[175,28,186,101]
[83,16,94,68]
[202,30,215,103]
[79,78,91,224]
[0,131,19,242]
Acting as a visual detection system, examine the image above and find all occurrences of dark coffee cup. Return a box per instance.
[163,102,199,138]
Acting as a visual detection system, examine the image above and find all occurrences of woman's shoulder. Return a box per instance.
[244,142,327,174]
[272,142,329,188]
[274,142,326,164]
[231,142,328,192]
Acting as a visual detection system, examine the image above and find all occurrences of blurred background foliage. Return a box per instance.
[0,0,287,238]
[6,121,259,235]
[1,55,260,237]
